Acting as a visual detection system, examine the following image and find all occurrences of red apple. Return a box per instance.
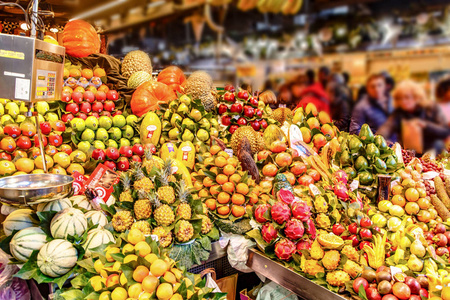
[78,113,88,120]
[131,155,142,163]
[255,109,263,118]
[61,92,71,103]
[223,92,235,103]
[229,125,239,134]
[61,113,75,123]
[251,120,260,131]
[132,144,144,156]
[117,157,130,171]
[249,97,258,107]
[16,136,31,149]
[71,92,83,104]
[332,224,345,236]
[92,149,106,161]
[4,124,21,138]
[79,102,91,114]
[104,101,115,112]
[119,146,133,158]
[230,103,243,113]
[92,102,103,113]
[0,152,12,161]
[66,103,79,114]
[84,91,95,103]
[243,105,255,118]
[218,104,228,115]
[106,147,120,160]
[106,90,119,101]
[103,160,116,171]
[224,84,235,92]
[221,115,231,126]
[100,111,111,117]
[48,133,63,147]
[112,111,122,116]
[95,91,106,102]
[39,122,52,135]
[51,120,66,132]
[238,90,249,100]
[237,117,247,126]
[260,119,268,129]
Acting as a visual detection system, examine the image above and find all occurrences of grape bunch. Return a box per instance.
[424,180,436,196]
[402,149,414,165]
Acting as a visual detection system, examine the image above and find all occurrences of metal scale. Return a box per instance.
[0,0,73,206]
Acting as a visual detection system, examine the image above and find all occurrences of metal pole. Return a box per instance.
[30,0,38,38]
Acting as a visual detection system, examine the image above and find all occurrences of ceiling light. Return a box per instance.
[70,0,128,21]
[50,27,58,33]
[20,22,30,31]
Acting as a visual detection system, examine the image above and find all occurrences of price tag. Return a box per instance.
[309,184,321,196]
[349,180,359,191]
[225,148,233,157]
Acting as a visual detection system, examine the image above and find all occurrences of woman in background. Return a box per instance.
[436,76,450,126]
[259,90,278,110]
[277,84,293,109]
[326,81,351,132]
[377,80,449,153]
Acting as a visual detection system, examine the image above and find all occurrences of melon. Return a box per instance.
[37,239,77,277]
[3,209,38,236]
[85,211,108,227]
[50,208,87,239]
[83,227,115,253]
[70,195,92,210]
[10,227,48,262]
[37,198,72,212]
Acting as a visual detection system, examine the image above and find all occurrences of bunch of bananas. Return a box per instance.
[237,0,303,15]
[363,232,387,270]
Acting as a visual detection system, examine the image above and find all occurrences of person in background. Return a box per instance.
[318,66,331,89]
[381,71,396,94]
[277,84,293,109]
[342,71,354,105]
[326,81,351,132]
[349,73,394,135]
[293,75,330,113]
[259,90,278,110]
[436,77,450,126]
[377,80,449,153]
[306,69,316,86]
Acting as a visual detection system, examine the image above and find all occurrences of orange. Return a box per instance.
[15,158,34,173]
[229,173,241,184]
[198,189,209,198]
[203,157,214,166]
[163,271,177,284]
[98,84,109,93]
[20,122,36,137]
[133,265,150,283]
[223,164,236,176]
[227,157,238,167]
[236,183,249,195]
[128,283,143,298]
[81,68,93,79]
[418,198,430,209]
[217,205,230,215]
[203,177,214,187]
[135,241,151,257]
[205,198,217,210]
[405,202,420,215]
[0,136,16,152]
[94,68,106,77]
[193,181,203,191]
[417,210,432,223]
[209,185,220,196]
[248,193,258,204]
[402,178,416,188]
[217,151,230,159]
[405,188,419,202]
[105,247,120,262]
[128,229,145,245]
[391,195,406,207]
[156,283,173,300]
[69,68,81,78]
[210,167,219,175]
[62,86,73,94]
[429,208,438,219]
[283,172,296,185]
[231,193,245,205]
[231,205,245,217]
[262,163,278,177]
[215,157,227,167]
[150,259,168,277]
[260,194,271,203]
[391,185,403,195]
[253,185,261,196]
[217,192,230,204]
[142,275,159,293]
[222,182,235,193]
[210,145,221,155]
[73,86,85,93]
[111,287,127,300]
[216,174,228,185]
[63,68,70,79]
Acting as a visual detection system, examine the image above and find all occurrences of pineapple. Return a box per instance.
[157,159,175,204]
[119,172,133,202]
[133,163,153,192]
[152,226,173,248]
[134,190,152,220]
[131,221,152,235]
[112,211,134,232]
[153,196,175,227]
[200,215,213,234]
[175,220,194,242]
[143,148,160,173]
[176,180,192,220]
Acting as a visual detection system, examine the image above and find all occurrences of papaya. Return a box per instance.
[374,135,388,150]
[176,141,196,170]
[140,112,161,146]
[349,136,363,154]
[172,159,193,187]
[366,143,380,158]
[359,124,374,143]
[263,124,287,149]
[160,142,178,161]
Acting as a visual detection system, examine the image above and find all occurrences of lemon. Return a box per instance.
[69,150,87,163]
[0,160,16,175]
[53,152,71,168]
[34,154,53,169]
[66,163,84,175]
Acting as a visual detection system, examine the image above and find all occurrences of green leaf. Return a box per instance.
[359,282,369,300]
[0,232,16,255]
[60,289,84,300]
[77,257,96,274]
[36,211,57,237]
[70,273,90,289]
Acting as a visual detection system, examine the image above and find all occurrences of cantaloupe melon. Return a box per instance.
[3,209,38,236]
[50,208,87,239]
[10,227,48,262]
[85,211,108,227]
[83,227,115,253]
[37,239,77,277]
[70,195,92,210]
[37,198,72,212]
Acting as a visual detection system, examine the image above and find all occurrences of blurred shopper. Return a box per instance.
[259,90,278,110]
[306,69,315,86]
[381,71,396,94]
[277,84,292,109]
[377,80,450,153]
[436,77,450,125]
[293,75,330,113]
[318,66,331,89]
[326,82,351,132]
[342,71,354,104]
[349,73,393,135]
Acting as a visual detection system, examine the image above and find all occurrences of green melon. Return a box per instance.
[10,227,48,262]
[50,208,87,239]
[85,211,108,227]
[70,195,92,210]
[3,209,38,236]
[37,198,72,212]
[83,227,115,253]
[127,71,152,89]
[37,239,77,277]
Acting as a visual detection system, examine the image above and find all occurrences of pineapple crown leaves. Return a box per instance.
[120,172,132,190]
[137,189,151,200]
[157,158,174,186]
[177,180,191,204]
[144,148,154,160]
[147,190,161,208]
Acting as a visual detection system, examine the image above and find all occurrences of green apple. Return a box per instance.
[93,140,106,149]
[122,125,134,139]
[5,102,19,118]
[81,128,95,143]
[126,115,138,126]
[131,137,140,145]
[0,103,4,115]
[182,129,194,142]
[210,118,219,128]
[45,112,59,123]
[180,95,191,106]
[182,118,195,131]
[177,103,189,115]
[119,138,130,148]
[35,102,50,115]
[85,116,98,131]
[96,128,109,142]
[109,127,122,141]
[77,141,91,153]
[1,115,14,125]
[170,113,182,127]
[70,118,85,132]
[16,115,25,124]
[197,129,209,142]
[168,128,180,140]
[99,116,112,130]
[112,115,126,128]
[190,109,202,122]
[106,139,118,149]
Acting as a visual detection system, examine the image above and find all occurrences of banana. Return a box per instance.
[238,0,258,11]
[257,0,270,12]
[282,0,303,15]
[363,233,387,269]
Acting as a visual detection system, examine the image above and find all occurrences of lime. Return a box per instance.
[197,129,209,142]
[112,115,126,128]
[109,127,122,141]
[199,118,211,129]
[106,139,118,149]
[70,118,86,132]
[45,112,59,123]
[168,128,180,140]
[93,140,106,149]
[85,116,99,131]
[96,128,109,142]
[126,115,138,126]
[131,137,140,145]
[122,125,134,139]
[81,129,95,143]
[35,102,50,115]
[99,116,112,130]
[119,138,131,148]
[78,141,91,153]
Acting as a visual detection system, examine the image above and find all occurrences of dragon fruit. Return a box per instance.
[305,219,317,239]
[254,204,271,223]
[333,170,348,184]
[291,200,311,222]
[284,219,304,240]
[334,182,349,200]
[261,223,278,243]
[296,239,312,253]
[274,239,296,261]
[271,201,291,225]
[277,189,295,205]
